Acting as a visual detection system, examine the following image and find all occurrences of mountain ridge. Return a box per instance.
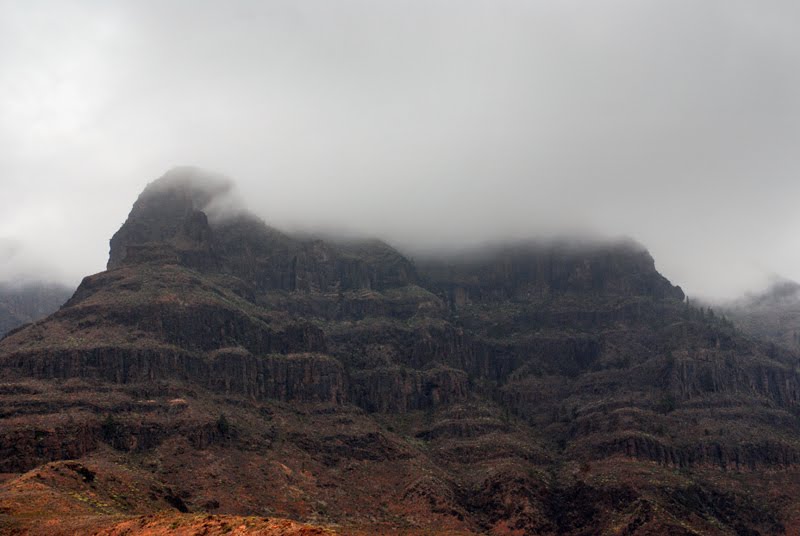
[1,168,799,535]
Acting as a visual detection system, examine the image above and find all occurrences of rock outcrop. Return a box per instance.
[2,167,800,535]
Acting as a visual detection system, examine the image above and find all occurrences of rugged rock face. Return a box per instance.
[350,365,468,412]
[107,166,228,270]
[206,350,346,403]
[418,240,685,305]
[108,167,418,293]
[2,167,800,535]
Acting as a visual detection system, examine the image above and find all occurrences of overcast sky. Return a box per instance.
[1,1,799,299]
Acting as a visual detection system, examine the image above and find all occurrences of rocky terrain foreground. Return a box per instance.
[2,167,800,535]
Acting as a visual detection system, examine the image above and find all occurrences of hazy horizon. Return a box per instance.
[2,1,800,299]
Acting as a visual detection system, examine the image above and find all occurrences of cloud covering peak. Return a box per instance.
[1,1,799,299]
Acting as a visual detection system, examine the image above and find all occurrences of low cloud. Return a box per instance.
[1,1,799,299]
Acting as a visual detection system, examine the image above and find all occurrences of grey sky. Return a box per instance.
[1,1,799,299]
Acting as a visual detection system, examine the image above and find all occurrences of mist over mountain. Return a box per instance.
[3,1,800,533]
[3,1,800,298]
[716,277,800,351]
[0,281,73,336]
[2,167,800,534]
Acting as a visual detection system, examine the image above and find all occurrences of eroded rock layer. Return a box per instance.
[2,168,799,535]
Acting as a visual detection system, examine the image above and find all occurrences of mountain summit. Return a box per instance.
[1,169,799,534]
[107,166,233,270]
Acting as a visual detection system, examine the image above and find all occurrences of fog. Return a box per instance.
[1,1,799,299]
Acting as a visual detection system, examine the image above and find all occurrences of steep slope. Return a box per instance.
[2,168,800,535]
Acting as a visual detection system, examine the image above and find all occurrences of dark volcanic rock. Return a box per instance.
[207,350,346,403]
[351,365,468,412]
[0,421,98,472]
[107,166,228,270]
[2,167,799,535]
[108,167,418,293]
[417,239,685,305]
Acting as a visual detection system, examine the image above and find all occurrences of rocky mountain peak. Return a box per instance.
[107,167,233,270]
[2,168,798,535]
[104,168,420,293]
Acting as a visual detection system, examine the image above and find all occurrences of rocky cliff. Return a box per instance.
[1,168,799,535]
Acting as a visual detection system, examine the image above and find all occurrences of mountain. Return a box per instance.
[0,282,73,336]
[2,167,800,535]
[720,278,800,351]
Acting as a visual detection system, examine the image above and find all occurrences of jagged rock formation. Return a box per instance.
[1,168,799,535]
[108,167,417,293]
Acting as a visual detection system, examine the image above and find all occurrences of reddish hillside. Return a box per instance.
[2,168,799,534]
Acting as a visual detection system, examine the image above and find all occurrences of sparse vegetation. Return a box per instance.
[0,175,798,535]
